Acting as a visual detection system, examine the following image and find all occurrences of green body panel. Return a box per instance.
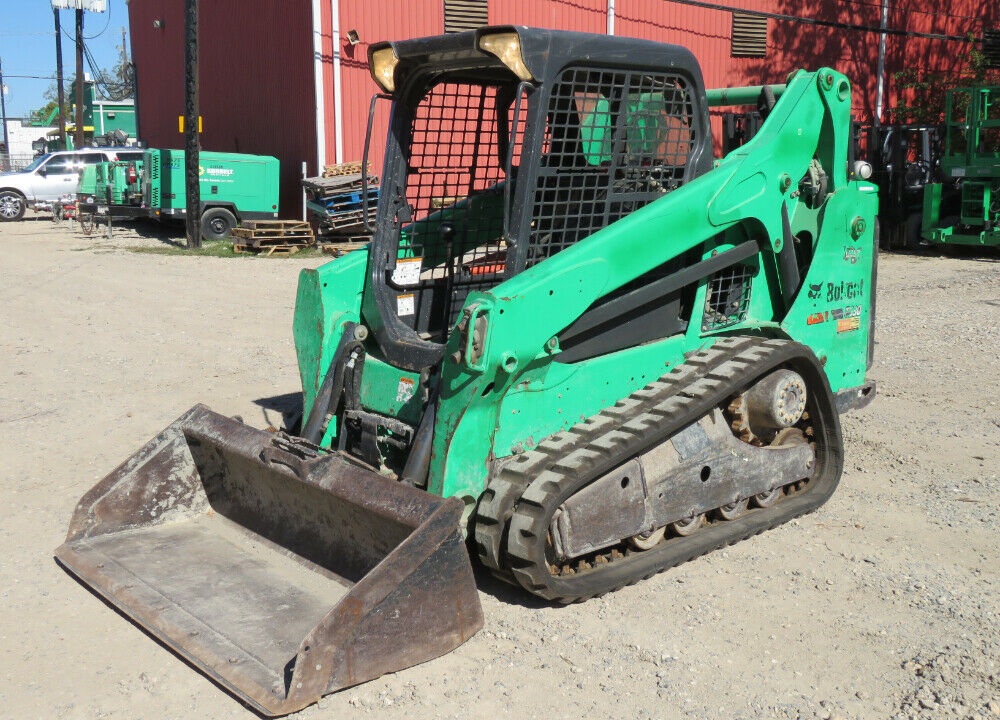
[293,247,369,429]
[781,186,877,387]
[358,358,424,425]
[142,149,280,216]
[293,67,876,512]
[923,182,943,233]
[78,165,98,197]
[492,334,697,456]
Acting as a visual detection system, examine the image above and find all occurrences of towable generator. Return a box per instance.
[56,27,877,715]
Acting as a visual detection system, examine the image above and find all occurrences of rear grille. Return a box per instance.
[148,153,160,207]
[526,67,698,267]
[702,260,755,332]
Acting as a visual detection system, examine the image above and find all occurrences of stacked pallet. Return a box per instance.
[303,161,379,254]
[231,220,315,256]
[322,160,368,177]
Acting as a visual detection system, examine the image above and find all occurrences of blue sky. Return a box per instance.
[1,0,129,119]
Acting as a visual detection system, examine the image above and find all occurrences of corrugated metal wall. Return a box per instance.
[129,1,315,218]
[334,4,444,172]
[129,1,1000,219]
[489,0,606,32]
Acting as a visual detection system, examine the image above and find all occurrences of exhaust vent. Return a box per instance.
[731,12,768,58]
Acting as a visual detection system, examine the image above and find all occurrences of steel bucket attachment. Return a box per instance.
[55,404,483,716]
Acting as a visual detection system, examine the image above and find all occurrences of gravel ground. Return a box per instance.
[1,216,997,720]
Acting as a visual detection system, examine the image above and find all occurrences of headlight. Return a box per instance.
[479,32,533,82]
[369,46,400,93]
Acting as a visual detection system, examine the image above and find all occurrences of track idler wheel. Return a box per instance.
[671,514,706,536]
[627,526,666,551]
[716,498,750,520]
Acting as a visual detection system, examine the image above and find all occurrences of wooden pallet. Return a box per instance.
[430,195,468,209]
[318,237,371,256]
[302,173,377,196]
[230,220,315,248]
[233,242,302,257]
[315,208,377,232]
[242,219,311,230]
[322,161,370,177]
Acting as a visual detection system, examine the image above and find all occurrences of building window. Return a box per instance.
[731,11,767,58]
[984,29,1000,69]
[444,0,488,33]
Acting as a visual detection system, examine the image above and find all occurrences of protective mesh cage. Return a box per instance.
[398,82,511,337]
[702,260,755,332]
[525,67,698,267]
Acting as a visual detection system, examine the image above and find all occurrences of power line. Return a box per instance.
[665,0,979,42]
[58,3,113,41]
[831,0,989,24]
[3,74,60,81]
[84,3,113,40]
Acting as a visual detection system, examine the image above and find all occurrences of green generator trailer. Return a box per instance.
[922,85,1000,246]
[77,148,281,239]
[144,148,280,239]
[56,28,877,716]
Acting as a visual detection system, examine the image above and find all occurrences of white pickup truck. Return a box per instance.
[0,148,143,221]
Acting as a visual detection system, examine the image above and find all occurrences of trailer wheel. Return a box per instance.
[0,190,26,222]
[201,207,237,241]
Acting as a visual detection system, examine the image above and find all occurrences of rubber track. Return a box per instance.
[483,336,843,602]
[473,336,761,580]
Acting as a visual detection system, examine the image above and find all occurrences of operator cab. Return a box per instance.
[362,27,711,371]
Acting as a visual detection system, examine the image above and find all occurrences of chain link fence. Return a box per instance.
[0,153,38,173]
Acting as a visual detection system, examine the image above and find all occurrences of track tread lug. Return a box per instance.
[474,336,842,603]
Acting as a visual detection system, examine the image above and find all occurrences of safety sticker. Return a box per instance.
[391,257,423,286]
[831,305,862,320]
[397,293,415,317]
[396,377,415,404]
[837,317,861,333]
[807,312,828,325]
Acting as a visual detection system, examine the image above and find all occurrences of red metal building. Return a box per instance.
[128,1,1000,218]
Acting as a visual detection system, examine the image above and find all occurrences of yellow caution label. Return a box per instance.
[178,115,204,132]
[837,317,860,333]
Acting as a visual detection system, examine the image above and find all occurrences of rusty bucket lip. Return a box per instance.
[55,404,485,717]
[55,496,475,716]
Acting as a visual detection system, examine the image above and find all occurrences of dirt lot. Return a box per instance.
[1,216,997,720]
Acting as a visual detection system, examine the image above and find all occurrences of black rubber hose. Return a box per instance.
[301,322,361,444]
[399,389,437,488]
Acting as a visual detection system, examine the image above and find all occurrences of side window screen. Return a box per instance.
[527,68,698,266]
[395,81,518,338]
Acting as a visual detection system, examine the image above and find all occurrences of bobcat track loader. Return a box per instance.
[56,27,877,716]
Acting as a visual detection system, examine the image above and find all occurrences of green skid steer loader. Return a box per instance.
[56,27,878,716]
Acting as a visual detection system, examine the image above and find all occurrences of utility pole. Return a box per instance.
[0,58,9,166]
[54,7,67,149]
[74,8,85,148]
[184,0,201,248]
